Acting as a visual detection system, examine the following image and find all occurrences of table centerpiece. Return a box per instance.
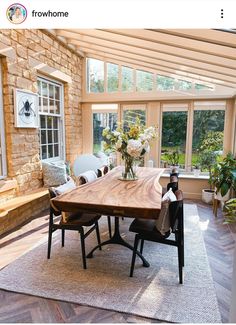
[102,118,157,180]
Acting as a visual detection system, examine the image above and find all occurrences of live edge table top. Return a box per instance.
[52,167,164,219]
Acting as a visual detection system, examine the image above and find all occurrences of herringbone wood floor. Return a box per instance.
[0,200,235,323]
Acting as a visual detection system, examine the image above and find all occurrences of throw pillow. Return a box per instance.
[53,177,76,195]
[42,161,67,187]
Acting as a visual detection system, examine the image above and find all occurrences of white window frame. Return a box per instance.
[0,61,7,179]
[38,76,65,163]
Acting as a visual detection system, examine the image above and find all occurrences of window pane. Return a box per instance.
[93,112,118,154]
[42,82,48,97]
[48,145,53,158]
[43,97,48,112]
[192,110,225,167]
[41,145,47,159]
[54,130,58,143]
[177,80,192,91]
[47,117,53,129]
[157,75,175,91]
[55,101,60,115]
[47,130,53,144]
[53,117,58,129]
[40,115,46,128]
[123,109,146,131]
[161,111,187,169]
[55,86,60,100]
[41,130,47,144]
[195,83,213,90]
[107,63,119,92]
[87,58,104,93]
[136,70,153,92]
[49,99,56,114]
[122,66,134,92]
[54,144,59,157]
[49,84,54,99]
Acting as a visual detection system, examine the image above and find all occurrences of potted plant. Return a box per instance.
[199,150,218,204]
[211,152,236,202]
[193,162,201,177]
[223,198,236,322]
[166,149,180,173]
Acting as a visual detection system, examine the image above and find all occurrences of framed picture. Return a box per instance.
[14,89,39,128]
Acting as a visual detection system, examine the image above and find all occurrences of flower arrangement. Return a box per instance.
[102,118,157,180]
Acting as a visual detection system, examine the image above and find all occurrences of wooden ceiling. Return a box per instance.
[49,29,236,91]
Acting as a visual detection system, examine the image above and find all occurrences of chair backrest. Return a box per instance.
[73,154,103,177]
[169,190,183,232]
[48,187,61,217]
[97,165,109,178]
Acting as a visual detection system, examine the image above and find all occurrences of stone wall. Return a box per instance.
[0,29,83,194]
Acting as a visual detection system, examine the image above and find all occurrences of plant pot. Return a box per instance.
[215,189,230,202]
[193,169,201,177]
[202,189,214,204]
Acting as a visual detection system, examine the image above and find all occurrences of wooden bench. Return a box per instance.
[0,189,49,237]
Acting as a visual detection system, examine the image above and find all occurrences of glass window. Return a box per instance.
[192,102,225,167]
[136,70,154,92]
[195,83,213,90]
[161,109,187,169]
[38,77,64,161]
[87,58,104,93]
[157,75,175,91]
[93,112,118,153]
[177,80,192,91]
[121,66,134,92]
[107,63,119,92]
[122,105,146,131]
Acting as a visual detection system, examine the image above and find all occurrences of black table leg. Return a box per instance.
[86,217,150,267]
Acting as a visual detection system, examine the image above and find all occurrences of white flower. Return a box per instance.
[115,139,122,150]
[113,131,120,137]
[143,141,150,153]
[127,139,143,158]
[139,133,147,142]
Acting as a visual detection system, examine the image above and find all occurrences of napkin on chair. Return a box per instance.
[79,170,97,183]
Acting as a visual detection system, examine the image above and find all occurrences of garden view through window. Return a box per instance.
[161,110,187,169]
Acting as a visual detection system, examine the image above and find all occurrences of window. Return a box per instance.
[121,66,134,92]
[136,70,153,92]
[177,80,192,91]
[92,104,118,154]
[38,77,64,161]
[87,58,104,93]
[122,104,146,131]
[157,75,175,91]
[161,104,188,169]
[192,101,225,166]
[107,63,119,92]
[0,62,6,178]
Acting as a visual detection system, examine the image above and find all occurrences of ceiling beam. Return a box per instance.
[102,29,236,59]
[56,30,236,77]
[158,29,236,48]
[66,29,236,69]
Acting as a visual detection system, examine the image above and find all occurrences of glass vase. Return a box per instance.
[120,157,138,180]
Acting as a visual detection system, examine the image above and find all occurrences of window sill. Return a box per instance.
[0,179,18,194]
[161,172,209,180]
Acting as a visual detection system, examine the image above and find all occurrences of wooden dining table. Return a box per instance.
[52,166,164,267]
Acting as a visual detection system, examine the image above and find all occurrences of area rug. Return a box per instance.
[0,204,221,323]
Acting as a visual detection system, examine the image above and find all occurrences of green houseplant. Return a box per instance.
[166,149,180,173]
[211,152,236,200]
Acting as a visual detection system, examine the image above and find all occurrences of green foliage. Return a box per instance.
[200,131,224,152]
[166,149,180,166]
[211,152,236,196]
[223,198,236,224]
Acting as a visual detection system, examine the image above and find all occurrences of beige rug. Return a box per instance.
[0,204,221,323]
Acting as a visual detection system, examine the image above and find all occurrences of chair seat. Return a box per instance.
[129,218,170,239]
[60,213,101,227]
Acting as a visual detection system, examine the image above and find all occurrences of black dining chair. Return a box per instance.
[129,190,184,284]
[47,185,101,270]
